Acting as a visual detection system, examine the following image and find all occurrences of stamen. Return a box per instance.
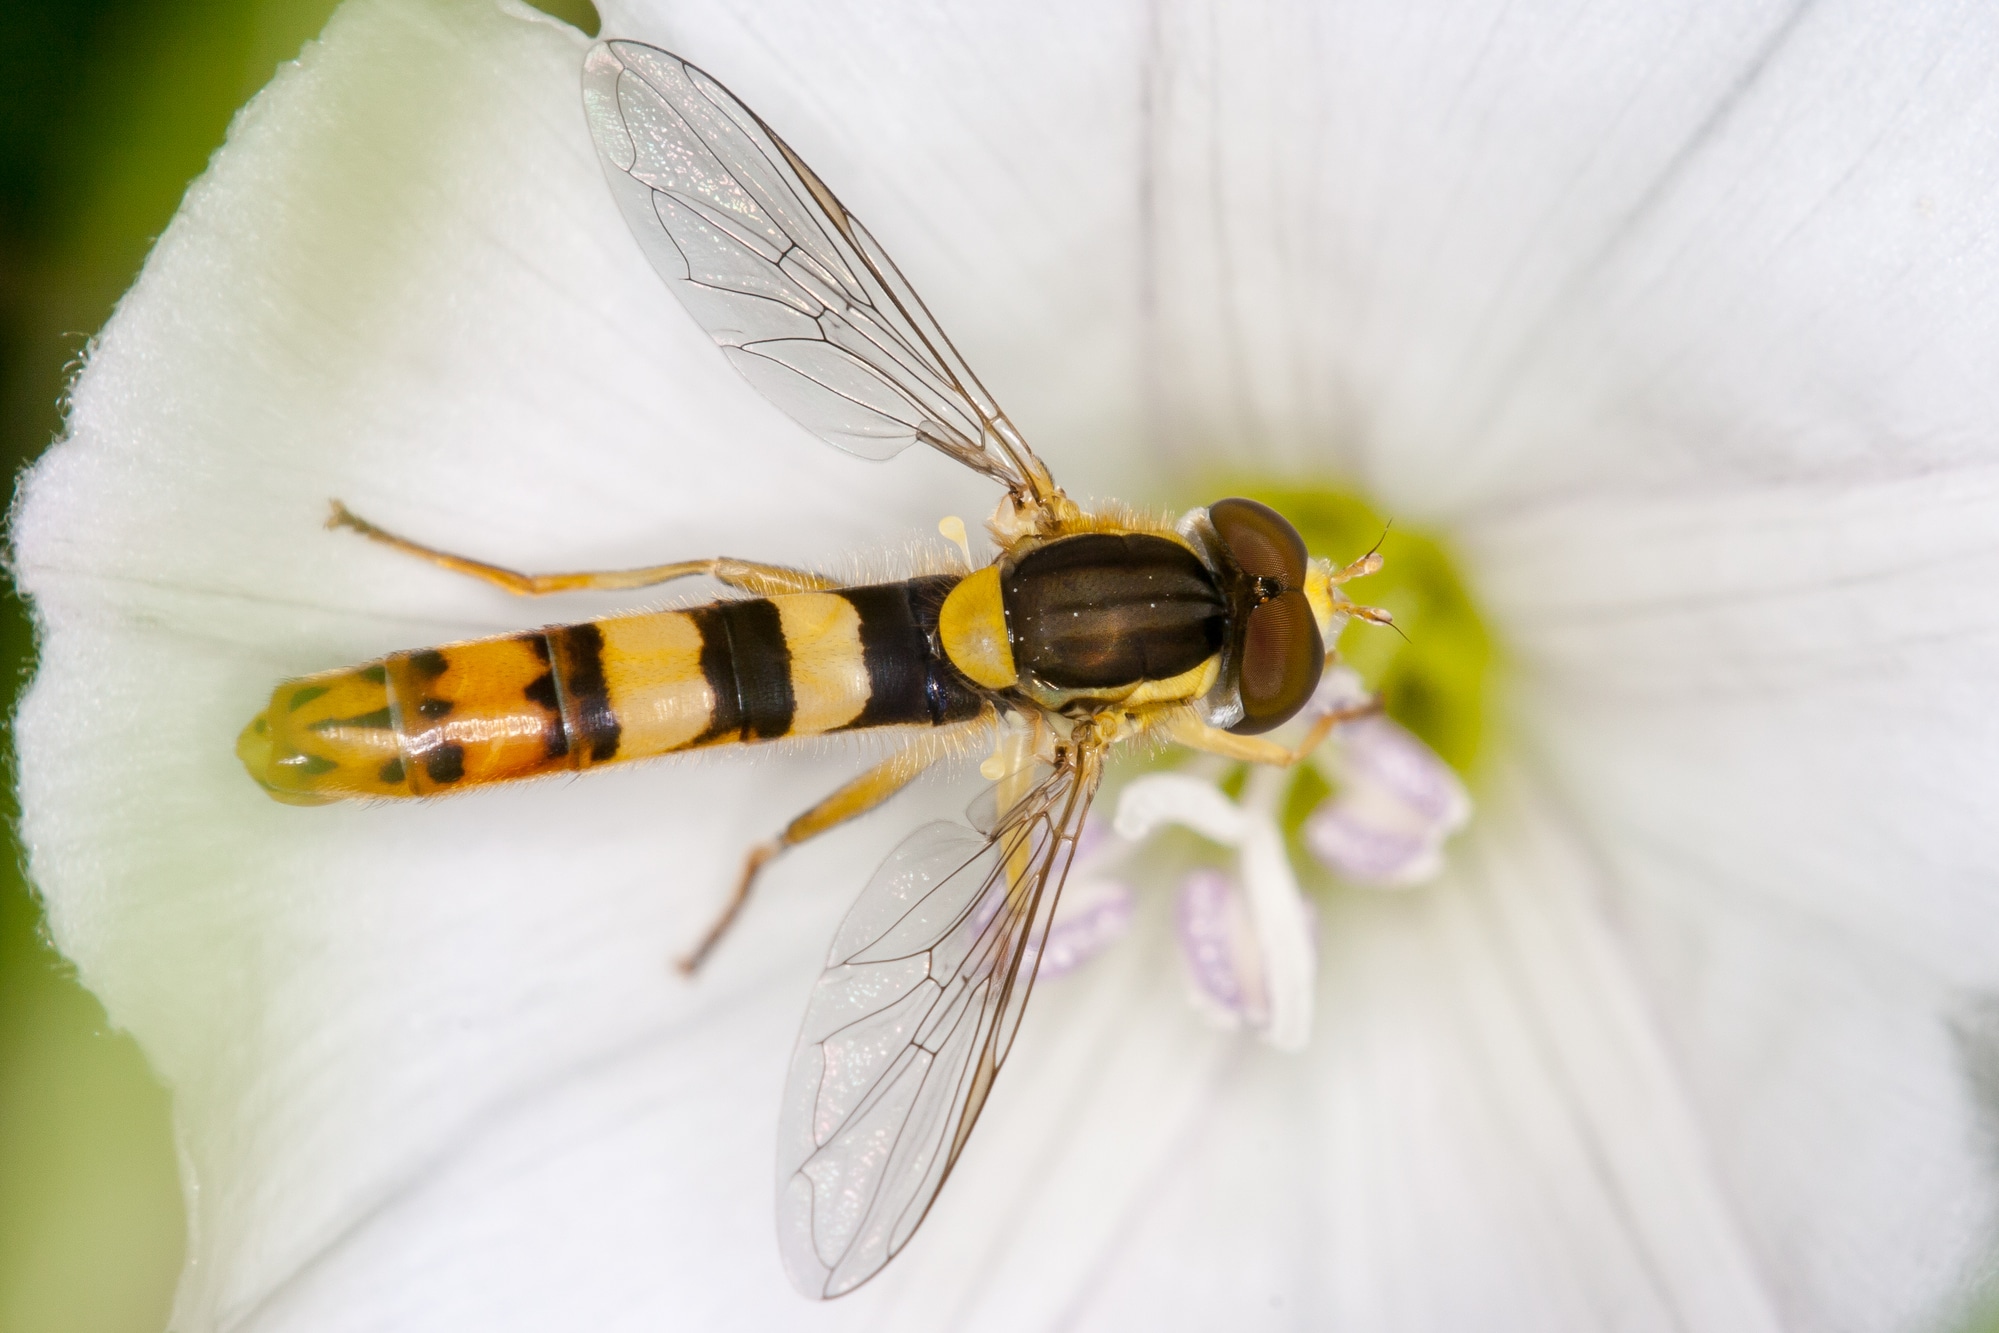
[1176,869,1322,1034]
[1176,869,1254,1020]
[1115,770,1317,1049]
[1236,766,1315,1050]
[1305,716,1469,887]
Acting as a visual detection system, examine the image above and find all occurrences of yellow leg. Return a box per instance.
[327,500,839,596]
[678,738,954,973]
[1161,698,1381,768]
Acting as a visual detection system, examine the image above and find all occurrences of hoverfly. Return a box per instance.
[235,38,1393,1298]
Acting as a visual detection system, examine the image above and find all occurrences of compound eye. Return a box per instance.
[1209,497,1308,589]
[1229,589,1324,734]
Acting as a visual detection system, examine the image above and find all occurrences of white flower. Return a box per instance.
[16,0,1999,1330]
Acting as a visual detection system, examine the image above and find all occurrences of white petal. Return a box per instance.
[1060,772,1781,1329]
[1477,466,1999,1328]
[1094,0,1999,520]
[1465,7,1999,508]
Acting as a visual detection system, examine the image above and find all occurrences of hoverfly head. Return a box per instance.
[1205,498,1325,734]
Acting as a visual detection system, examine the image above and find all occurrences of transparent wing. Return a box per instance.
[582,40,1059,504]
[775,734,1106,1298]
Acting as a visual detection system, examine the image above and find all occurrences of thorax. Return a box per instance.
[938,530,1228,714]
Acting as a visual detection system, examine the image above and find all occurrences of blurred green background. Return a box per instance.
[0,2,591,1329]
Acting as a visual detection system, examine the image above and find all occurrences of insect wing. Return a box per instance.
[582,40,1055,499]
[776,743,1104,1298]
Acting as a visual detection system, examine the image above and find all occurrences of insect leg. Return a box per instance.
[1328,551,1384,584]
[327,501,838,595]
[1339,602,1397,628]
[1161,698,1382,768]
[678,737,955,974]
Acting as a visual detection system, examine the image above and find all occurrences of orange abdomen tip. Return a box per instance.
[238,662,407,804]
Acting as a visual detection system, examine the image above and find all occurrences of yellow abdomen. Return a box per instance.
[239,582,981,805]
